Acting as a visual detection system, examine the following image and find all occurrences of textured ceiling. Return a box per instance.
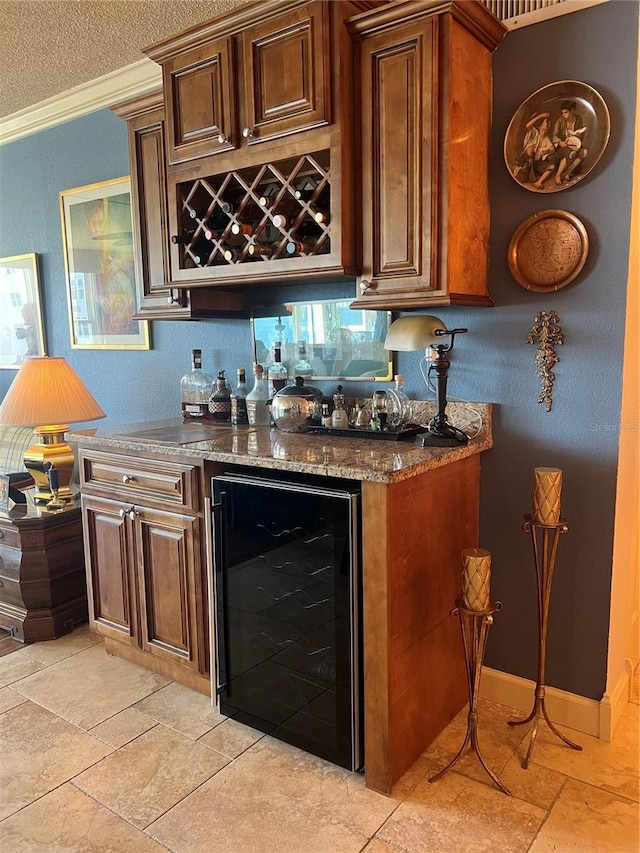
[0,0,249,119]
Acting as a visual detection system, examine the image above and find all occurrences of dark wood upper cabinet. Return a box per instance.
[146,1,330,165]
[348,1,507,309]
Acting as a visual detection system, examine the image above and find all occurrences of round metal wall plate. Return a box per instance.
[507,209,589,292]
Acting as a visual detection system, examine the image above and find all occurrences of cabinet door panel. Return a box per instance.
[243,4,329,143]
[136,509,203,672]
[361,22,436,298]
[82,498,137,644]
[165,38,235,164]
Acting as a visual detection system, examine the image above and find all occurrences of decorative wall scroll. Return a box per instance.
[527,310,564,412]
[504,80,610,193]
[508,210,589,292]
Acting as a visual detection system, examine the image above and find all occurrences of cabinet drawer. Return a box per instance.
[80,450,200,511]
[0,525,21,550]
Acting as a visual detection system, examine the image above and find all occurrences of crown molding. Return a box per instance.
[0,59,162,147]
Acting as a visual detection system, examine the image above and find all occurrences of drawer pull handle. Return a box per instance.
[122,475,135,484]
[0,531,4,539]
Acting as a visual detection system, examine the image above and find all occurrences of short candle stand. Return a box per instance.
[429,598,510,795]
[508,514,582,768]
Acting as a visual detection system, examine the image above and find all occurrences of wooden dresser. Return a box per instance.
[0,497,87,642]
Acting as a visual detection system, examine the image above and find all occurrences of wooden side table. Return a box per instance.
[0,495,87,642]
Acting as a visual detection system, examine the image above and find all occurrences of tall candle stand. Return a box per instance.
[429,598,511,795]
[507,515,582,768]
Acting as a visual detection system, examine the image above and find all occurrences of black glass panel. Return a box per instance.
[213,474,361,770]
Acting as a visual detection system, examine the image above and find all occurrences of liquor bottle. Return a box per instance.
[181,349,214,419]
[389,374,412,427]
[294,341,313,377]
[371,389,389,430]
[208,370,232,422]
[268,342,288,397]
[246,364,271,426]
[331,386,349,429]
[230,368,249,426]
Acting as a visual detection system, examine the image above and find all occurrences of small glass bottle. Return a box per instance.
[331,385,349,429]
[230,368,249,426]
[371,390,389,431]
[321,402,332,428]
[294,341,313,377]
[268,341,288,397]
[181,349,214,419]
[389,374,412,428]
[246,364,271,426]
[208,370,231,422]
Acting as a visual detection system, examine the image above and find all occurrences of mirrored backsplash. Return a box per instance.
[251,299,392,381]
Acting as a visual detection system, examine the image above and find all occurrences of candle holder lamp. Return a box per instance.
[0,357,105,503]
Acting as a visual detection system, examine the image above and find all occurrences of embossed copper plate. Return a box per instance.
[508,210,589,292]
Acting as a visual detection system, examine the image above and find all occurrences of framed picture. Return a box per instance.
[0,252,47,369]
[60,177,150,349]
[504,80,611,194]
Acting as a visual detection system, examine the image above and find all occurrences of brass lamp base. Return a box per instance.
[23,424,77,503]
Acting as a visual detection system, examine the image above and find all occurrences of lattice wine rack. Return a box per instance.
[172,150,331,270]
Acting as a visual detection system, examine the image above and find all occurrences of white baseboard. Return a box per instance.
[480,666,629,741]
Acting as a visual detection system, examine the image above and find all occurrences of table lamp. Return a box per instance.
[0,356,105,502]
[384,315,468,447]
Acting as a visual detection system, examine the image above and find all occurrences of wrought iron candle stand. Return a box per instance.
[507,515,583,768]
[429,597,511,795]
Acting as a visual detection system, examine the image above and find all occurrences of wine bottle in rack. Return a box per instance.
[171,230,196,245]
[248,243,272,258]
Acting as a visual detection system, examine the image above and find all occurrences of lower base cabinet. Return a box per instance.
[79,450,210,694]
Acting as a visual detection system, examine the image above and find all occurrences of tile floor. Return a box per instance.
[0,625,638,852]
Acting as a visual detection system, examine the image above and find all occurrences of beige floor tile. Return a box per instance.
[0,685,27,714]
[529,778,640,852]
[12,644,169,730]
[378,770,546,853]
[0,701,112,821]
[362,840,403,852]
[133,680,225,739]
[428,699,529,789]
[0,649,45,688]
[499,752,567,810]
[74,723,229,829]
[20,623,101,666]
[198,717,264,758]
[148,735,398,853]
[90,707,157,748]
[521,701,640,803]
[0,783,166,852]
[631,664,640,705]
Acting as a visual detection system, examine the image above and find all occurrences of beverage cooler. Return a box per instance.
[211,470,362,771]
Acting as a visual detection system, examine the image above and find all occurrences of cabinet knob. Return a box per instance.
[122,474,135,484]
[128,508,139,521]
[167,290,181,305]
[241,126,254,139]
[217,133,230,145]
[119,508,127,519]
[359,279,376,293]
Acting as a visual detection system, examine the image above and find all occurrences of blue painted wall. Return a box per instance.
[0,0,637,700]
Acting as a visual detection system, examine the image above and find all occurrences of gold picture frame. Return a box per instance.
[60,177,150,350]
[0,252,47,369]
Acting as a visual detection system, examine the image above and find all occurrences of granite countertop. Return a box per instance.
[72,402,492,484]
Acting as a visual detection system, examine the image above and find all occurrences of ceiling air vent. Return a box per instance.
[482,0,567,20]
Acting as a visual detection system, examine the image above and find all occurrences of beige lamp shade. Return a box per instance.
[0,357,105,427]
[0,357,105,503]
[384,315,448,351]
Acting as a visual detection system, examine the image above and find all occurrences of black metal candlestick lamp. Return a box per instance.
[384,315,469,447]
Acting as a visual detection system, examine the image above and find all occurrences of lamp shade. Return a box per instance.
[0,357,105,427]
[384,315,448,351]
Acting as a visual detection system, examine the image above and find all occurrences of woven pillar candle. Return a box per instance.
[461,548,491,611]
[532,467,562,524]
